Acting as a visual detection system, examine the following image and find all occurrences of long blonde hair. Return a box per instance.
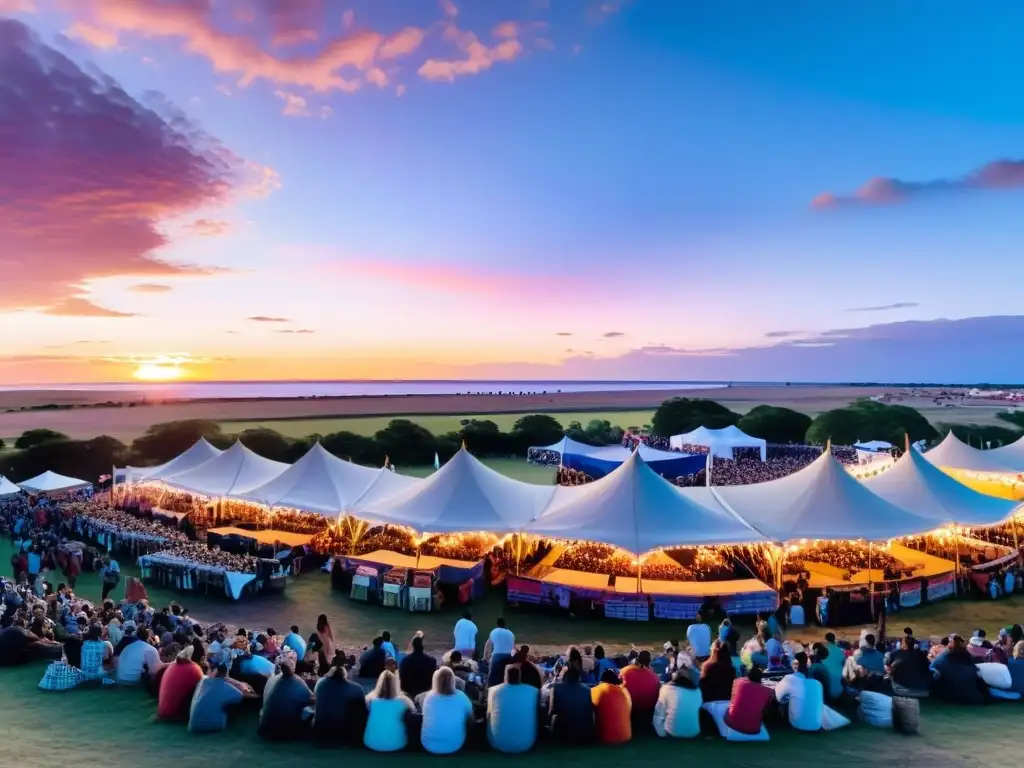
[371,669,400,700]
[431,666,457,696]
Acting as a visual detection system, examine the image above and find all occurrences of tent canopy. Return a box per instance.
[237,442,388,516]
[0,475,23,497]
[352,447,557,534]
[865,445,1018,528]
[345,467,422,513]
[127,437,223,483]
[670,425,767,461]
[714,451,935,542]
[854,440,893,453]
[923,432,1018,475]
[165,440,288,497]
[18,470,92,495]
[526,452,766,553]
[529,435,602,456]
[988,434,1024,472]
[560,442,706,480]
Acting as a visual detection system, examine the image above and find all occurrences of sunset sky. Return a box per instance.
[2,0,1023,384]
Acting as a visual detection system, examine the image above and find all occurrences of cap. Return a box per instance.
[123,620,137,632]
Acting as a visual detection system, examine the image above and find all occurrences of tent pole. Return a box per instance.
[868,542,875,620]
[953,532,961,597]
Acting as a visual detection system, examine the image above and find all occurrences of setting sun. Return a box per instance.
[133,363,184,381]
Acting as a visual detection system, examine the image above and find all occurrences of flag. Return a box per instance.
[433,452,441,470]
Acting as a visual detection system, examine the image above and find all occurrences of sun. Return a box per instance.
[133,363,184,381]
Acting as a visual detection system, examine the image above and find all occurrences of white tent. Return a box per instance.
[922,432,1018,475]
[164,440,288,497]
[345,467,422,512]
[988,434,1024,472]
[714,451,935,542]
[529,436,685,463]
[670,425,767,461]
[352,447,558,533]
[18,470,92,495]
[530,435,602,456]
[237,443,387,516]
[865,445,1019,528]
[0,475,22,497]
[854,440,893,453]
[525,452,766,553]
[126,438,223,483]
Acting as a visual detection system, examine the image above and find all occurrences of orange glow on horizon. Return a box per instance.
[133,363,186,381]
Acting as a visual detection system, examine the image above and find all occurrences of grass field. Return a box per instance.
[2,537,1022,766]
[220,410,658,439]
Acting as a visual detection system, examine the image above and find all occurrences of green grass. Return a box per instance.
[3,538,1024,765]
[219,410,657,439]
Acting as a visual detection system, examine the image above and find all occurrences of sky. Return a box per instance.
[1,0,1023,385]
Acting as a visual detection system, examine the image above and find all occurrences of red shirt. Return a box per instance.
[724,677,772,735]
[157,659,203,721]
[620,664,660,711]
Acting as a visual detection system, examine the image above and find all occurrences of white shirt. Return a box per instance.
[420,690,473,754]
[454,618,478,651]
[488,627,515,656]
[775,672,823,732]
[116,640,160,684]
[686,622,712,658]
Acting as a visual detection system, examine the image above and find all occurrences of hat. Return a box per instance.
[663,641,673,651]
[123,620,137,633]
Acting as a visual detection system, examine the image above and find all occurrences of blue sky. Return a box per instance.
[1,0,1022,383]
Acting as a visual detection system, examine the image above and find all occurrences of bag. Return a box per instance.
[858,691,893,728]
[891,696,919,735]
[38,661,83,692]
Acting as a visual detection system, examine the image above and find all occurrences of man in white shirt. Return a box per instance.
[686,613,712,661]
[484,618,515,687]
[453,611,478,657]
[774,652,824,732]
[115,626,161,686]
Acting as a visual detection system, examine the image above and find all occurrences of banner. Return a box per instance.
[899,580,922,608]
[927,572,955,602]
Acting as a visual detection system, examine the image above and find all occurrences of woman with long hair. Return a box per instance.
[364,669,415,752]
[699,641,736,702]
[420,666,474,754]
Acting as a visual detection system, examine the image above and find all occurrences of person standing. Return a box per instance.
[453,611,478,658]
[686,613,712,663]
[484,618,515,687]
[100,557,120,601]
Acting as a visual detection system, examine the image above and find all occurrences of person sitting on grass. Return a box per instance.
[364,669,415,752]
[79,623,113,682]
[653,667,702,739]
[258,657,314,741]
[621,649,660,733]
[421,667,475,755]
[312,651,368,746]
[592,668,632,745]
[188,663,253,734]
[488,664,539,753]
[886,635,932,698]
[774,651,824,732]
[699,642,737,703]
[548,665,595,745]
[725,666,772,736]
[157,646,204,722]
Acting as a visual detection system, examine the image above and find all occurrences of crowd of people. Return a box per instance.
[5,566,1024,751]
[784,543,909,581]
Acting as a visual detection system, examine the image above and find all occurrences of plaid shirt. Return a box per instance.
[39,661,82,691]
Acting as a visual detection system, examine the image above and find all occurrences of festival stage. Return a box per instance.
[801,543,955,590]
[207,526,313,548]
[332,549,487,600]
[508,565,777,621]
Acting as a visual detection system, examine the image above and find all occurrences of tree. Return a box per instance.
[510,414,564,452]
[320,431,383,466]
[806,401,937,446]
[997,411,1024,431]
[129,420,225,464]
[939,423,1023,450]
[650,398,740,437]
[738,405,812,444]
[458,419,510,456]
[2,435,126,483]
[14,428,70,450]
[236,428,291,462]
[375,419,439,465]
[0,438,5,451]
[582,419,624,445]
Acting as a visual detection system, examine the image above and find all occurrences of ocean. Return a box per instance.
[2,380,734,400]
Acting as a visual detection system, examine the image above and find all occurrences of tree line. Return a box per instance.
[1,398,1020,484]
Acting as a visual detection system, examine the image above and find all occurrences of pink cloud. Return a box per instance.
[439,0,458,19]
[274,89,310,116]
[67,21,118,48]
[44,297,138,318]
[0,19,244,314]
[0,0,34,11]
[69,0,425,94]
[812,159,1024,209]
[418,23,524,82]
[492,21,518,39]
[129,283,173,293]
[186,218,232,236]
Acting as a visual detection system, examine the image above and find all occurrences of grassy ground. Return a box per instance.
[220,410,658,439]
